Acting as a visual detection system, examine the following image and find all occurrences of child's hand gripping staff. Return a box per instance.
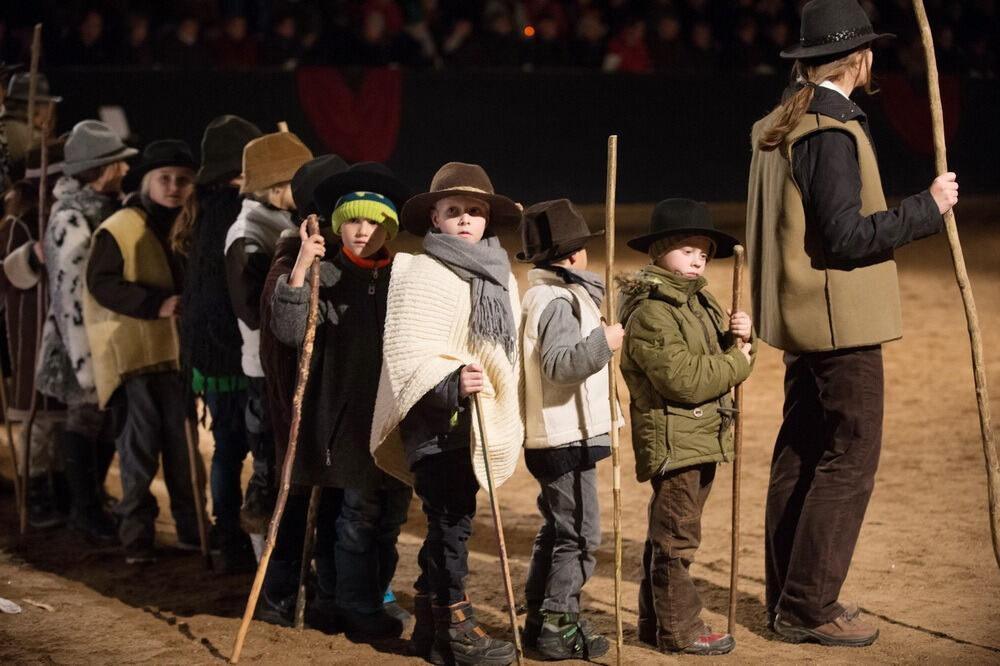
[231,214,323,663]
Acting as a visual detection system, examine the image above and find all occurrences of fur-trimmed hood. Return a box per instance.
[616,264,708,327]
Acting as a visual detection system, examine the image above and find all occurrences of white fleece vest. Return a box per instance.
[369,252,523,489]
[521,270,619,449]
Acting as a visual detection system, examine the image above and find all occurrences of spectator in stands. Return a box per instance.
[730,15,771,74]
[604,17,651,73]
[214,14,260,69]
[571,8,608,69]
[261,12,301,69]
[526,12,571,69]
[686,20,718,76]
[59,10,112,67]
[648,12,689,72]
[120,12,154,67]
[481,8,523,68]
[159,16,212,69]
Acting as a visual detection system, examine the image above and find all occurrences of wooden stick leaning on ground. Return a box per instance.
[472,393,523,666]
[913,0,1000,569]
[727,245,745,635]
[295,485,323,629]
[182,417,212,569]
[604,134,624,666]
[19,23,44,535]
[231,214,323,663]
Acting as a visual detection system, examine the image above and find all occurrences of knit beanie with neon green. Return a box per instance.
[331,191,399,240]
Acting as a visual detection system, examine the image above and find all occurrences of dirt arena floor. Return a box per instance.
[1,200,998,665]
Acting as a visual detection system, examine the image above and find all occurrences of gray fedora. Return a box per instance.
[63,120,138,176]
[6,72,63,103]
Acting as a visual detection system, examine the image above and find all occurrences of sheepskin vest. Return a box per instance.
[521,269,617,449]
[83,207,179,408]
[746,110,902,352]
[370,252,523,489]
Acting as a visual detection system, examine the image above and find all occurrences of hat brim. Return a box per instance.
[515,229,604,263]
[122,156,199,193]
[780,32,894,59]
[626,227,739,259]
[401,189,522,236]
[313,171,412,220]
[195,164,240,187]
[63,145,139,176]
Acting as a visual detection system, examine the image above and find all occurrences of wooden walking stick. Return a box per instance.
[182,417,213,570]
[604,134,624,665]
[294,485,322,629]
[472,393,523,666]
[231,214,322,663]
[913,0,999,569]
[727,245,745,635]
[18,23,44,535]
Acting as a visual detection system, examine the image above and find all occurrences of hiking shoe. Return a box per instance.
[432,598,516,666]
[774,608,878,647]
[69,506,119,547]
[257,591,295,627]
[125,545,158,565]
[535,610,610,661]
[521,607,542,648]
[410,593,437,659]
[339,606,405,639]
[216,529,256,575]
[26,477,64,529]
[678,629,735,656]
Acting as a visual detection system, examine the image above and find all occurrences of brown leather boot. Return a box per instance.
[774,607,878,647]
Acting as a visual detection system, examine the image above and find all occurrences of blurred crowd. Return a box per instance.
[0,0,996,77]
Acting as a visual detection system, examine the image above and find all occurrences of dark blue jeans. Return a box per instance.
[264,488,343,603]
[203,390,249,531]
[335,485,413,612]
[413,448,480,606]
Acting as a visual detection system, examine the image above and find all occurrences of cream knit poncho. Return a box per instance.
[370,252,524,489]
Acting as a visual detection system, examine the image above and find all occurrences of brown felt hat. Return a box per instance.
[239,131,313,194]
[400,162,521,236]
[517,198,602,263]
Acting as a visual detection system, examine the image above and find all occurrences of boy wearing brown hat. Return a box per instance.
[617,199,755,656]
[517,199,621,660]
[370,162,522,665]
[84,138,203,563]
[224,131,312,541]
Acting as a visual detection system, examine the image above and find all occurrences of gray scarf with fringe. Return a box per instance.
[423,231,517,362]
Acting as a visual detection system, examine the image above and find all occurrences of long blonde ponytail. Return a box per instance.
[757,48,875,152]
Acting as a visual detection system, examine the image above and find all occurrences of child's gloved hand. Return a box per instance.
[603,322,624,352]
[459,363,485,398]
[729,310,751,342]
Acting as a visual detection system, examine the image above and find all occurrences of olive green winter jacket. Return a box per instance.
[618,265,755,482]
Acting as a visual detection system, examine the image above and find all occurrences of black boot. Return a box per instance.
[535,610,610,661]
[432,598,516,666]
[58,431,118,546]
[26,475,64,529]
[411,593,438,660]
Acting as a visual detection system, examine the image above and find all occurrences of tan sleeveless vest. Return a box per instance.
[83,207,180,409]
[746,109,902,353]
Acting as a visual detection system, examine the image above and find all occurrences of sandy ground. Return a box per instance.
[1,201,998,665]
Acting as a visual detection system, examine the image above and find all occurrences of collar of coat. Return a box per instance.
[617,264,708,322]
[784,82,867,124]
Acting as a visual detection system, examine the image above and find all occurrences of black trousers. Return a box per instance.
[412,447,480,606]
[765,346,884,627]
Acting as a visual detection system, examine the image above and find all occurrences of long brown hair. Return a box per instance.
[757,47,875,152]
[169,187,199,256]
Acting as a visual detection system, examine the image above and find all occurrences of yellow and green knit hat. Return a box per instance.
[331,191,399,240]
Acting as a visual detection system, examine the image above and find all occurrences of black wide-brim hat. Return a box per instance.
[292,154,350,217]
[312,161,412,221]
[195,114,263,186]
[780,0,893,60]
[122,139,198,193]
[517,198,603,263]
[626,198,738,259]
[400,162,521,236]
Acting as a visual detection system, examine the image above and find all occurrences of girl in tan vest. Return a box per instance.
[745,0,959,648]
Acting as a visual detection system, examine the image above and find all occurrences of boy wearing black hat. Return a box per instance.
[516,199,620,660]
[84,138,204,564]
[269,162,412,637]
[617,199,755,656]
[370,162,523,666]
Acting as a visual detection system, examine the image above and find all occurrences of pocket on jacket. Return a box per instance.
[630,404,667,482]
[666,403,722,463]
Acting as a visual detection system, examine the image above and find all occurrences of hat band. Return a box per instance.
[69,143,130,165]
[25,161,64,179]
[435,185,493,196]
[800,24,873,48]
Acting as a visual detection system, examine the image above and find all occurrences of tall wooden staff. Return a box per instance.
[727,245,745,634]
[913,0,999,568]
[230,215,322,663]
[18,23,43,535]
[604,134,624,665]
[472,393,523,666]
[182,418,212,570]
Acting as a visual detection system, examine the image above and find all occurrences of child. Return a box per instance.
[224,131,312,541]
[268,161,413,637]
[83,139,204,563]
[369,162,522,666]
[516,198,622,660]
[617,199,754,656]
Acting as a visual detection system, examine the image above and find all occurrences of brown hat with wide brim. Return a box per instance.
[517,198,603,263]
[400,162,521,236]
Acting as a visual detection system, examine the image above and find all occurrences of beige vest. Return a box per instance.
[83,207,180,409]
[746,109,902,352]
[521,270,620,449]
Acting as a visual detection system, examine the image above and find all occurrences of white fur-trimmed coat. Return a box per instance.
[35,176,118,405]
